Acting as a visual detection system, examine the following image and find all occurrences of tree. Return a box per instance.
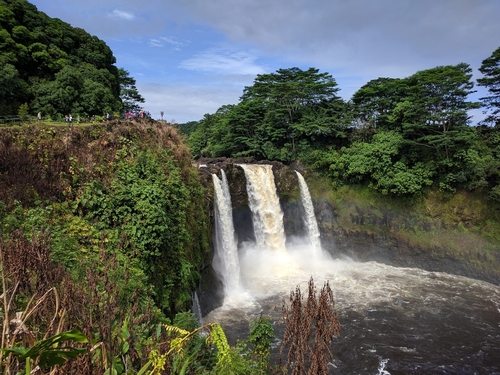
[294,97,351,150]
[118,68,145,113]
[176,120,199,136]
[390,64,481,191]
[329,131,435,195]
[31,65,83,116]
[0,62,27,112]
[188,113,217,159]
[477,46,500,127]
[224,98,267,158]
[79,79,121,116]
[351,77,408,131]
[404,63,478,133]
[241,67,341,154]
[369,64,477,157]
[0,0,123,117]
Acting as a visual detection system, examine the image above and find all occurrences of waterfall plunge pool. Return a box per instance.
[205,164,500,374]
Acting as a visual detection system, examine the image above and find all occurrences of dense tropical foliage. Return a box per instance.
[0,121,210,317]
[183,51,500,200]
[0,121,217,374]
[0,0,144,118]
[2,0,500,372]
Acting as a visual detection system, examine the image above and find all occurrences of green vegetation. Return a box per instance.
[477,46,500,127]
[0,120,251,374]
[186,51,500,202]
[187,68,349,160]
[183,56,500,273]
[0,0,144,119]
[0,188,336,374]
[1,0,500,372]
[0,120,211,317]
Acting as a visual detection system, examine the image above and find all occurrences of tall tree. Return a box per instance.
[477,46,500,127]
[395,64,478,164]
[118,68,145,113]
[225,99,267,158]
[351,77,408,131]
[240,67,341,154]
[406,63,478,131]
[398,64,480,190]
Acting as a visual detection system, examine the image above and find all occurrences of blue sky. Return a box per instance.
[29,0,500,123]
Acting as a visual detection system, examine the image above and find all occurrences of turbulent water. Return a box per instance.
[238,164,287,253]
[205,249,500,374]
[205,164,500,374]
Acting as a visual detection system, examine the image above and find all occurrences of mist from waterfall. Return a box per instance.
[295,171,322,255]
[212,170,243,300]
[238,164,287,253]
[204,164,500,374]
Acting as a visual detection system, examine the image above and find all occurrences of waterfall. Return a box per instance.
[295,171,322,254]
[238,164,287,253]
[204,165,500,374]
[192,291,203,324]
[212,170,242,297]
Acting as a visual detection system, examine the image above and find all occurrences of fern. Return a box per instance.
[164,325,190,337]
[207,323,235,373]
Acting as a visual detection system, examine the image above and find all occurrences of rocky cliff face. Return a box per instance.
[197,158,500,296]
[315,200,500,286]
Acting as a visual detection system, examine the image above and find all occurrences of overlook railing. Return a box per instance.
[0,115,38,125]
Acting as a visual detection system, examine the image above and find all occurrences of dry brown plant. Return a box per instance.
[0,230,67,373]
[0,230,158,375]
[279,277,341,375]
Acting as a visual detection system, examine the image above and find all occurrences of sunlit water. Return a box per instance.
[204,244,500,375]
[238,164,287,253]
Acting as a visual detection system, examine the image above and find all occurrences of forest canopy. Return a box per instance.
[0,0,144,118]
[183,49,500,199]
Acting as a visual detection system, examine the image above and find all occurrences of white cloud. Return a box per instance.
[148,38,165,47]
[160,36,186,49]
[180,48,267,75]
[108,9,135,21]
[176,0,500,78]
[29,0,500,123]
[148,36,188,49]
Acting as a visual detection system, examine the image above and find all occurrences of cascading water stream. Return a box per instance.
[204,164,500,374]
[212,170,242,299]
[238,164,287,253]
[192,291,203,325]
[295,171,322,255]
